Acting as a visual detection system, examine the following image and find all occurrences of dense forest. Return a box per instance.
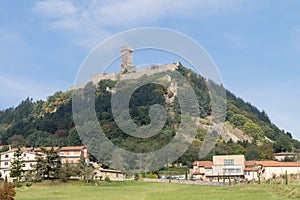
[0,64,299,166]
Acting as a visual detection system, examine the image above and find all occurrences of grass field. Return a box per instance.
[16,181,300,200]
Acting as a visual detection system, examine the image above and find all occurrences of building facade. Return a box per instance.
[94,168,124,181]
[193,155,245,182]
[0,150,38,182]
[58,146,88,164]
[274,152,297,161]
[0,146,90,182]
[192,156,300,182]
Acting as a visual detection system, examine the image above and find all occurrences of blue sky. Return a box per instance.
[0,0,300,140]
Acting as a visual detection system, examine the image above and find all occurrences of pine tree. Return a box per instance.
[40,147,61,179]
[77,157,94,183]
[10,148,24,185]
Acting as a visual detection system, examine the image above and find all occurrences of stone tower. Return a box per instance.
[120,45,136,74]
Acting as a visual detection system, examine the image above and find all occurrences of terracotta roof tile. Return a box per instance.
[193,161,212,168]
[11,147,34,151]
[193,171,203,175]
[245,160,256,166]
[60,146,85,151]
[256,161,299,167]
[244,167,259,171]
[34,147,59,151]
[99,169,122,173]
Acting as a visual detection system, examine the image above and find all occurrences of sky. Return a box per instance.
[0,0,300,140]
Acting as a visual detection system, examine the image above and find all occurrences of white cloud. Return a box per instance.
[33,0,77,19]
[32,0,245,49]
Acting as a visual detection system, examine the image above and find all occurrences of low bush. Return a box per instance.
[0,182,16,200]
[26,182,32,187]
[104,176,111,183]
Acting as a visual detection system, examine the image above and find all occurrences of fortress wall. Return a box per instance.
[90,72,120,84]
[120,63,179,80]
[71,63,179,88]
[70,84,85,90]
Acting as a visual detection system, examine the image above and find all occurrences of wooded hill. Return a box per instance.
[0,64,299,165]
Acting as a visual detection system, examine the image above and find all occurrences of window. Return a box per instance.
[24,153,26,157]
[223,168,241,174]
[4,162,8,165]
[245,171,250,175]
[5,155,9,158]
[224,159,234,166]
[116,173,119,178]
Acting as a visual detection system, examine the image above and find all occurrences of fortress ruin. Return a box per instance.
[71,46,179,90]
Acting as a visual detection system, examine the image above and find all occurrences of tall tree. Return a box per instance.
[59,161,74,182]
[34,156,46,182]
[77,157,94,184]
[258,143,274,160]
[10,149,24,184]
[245,144,259,160]
[40,147,61,179]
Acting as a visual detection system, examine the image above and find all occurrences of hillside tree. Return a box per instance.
[10,149,24,185]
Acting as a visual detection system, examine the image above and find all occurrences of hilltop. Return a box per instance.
[0,47,299,165]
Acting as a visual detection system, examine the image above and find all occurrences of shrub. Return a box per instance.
[13,182,22,188]
[146,172,158,179]
[104,176,111,183]
[26,182,32,188]
[0,182,16,200]
[138,172,146,179]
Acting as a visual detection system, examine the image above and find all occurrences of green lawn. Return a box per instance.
[16,181,300,200]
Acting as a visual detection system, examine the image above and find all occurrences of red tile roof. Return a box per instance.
[34,147,59,151]
[193,171,203,175]
[11,147,34,151]
[244,167,259,171]
[256,161,299,167]
[34,146,85,152]
[193,161,212,168]
[60,146,85,151]
[99,169,123,173]
[245,160,256,166]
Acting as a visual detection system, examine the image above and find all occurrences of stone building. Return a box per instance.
[120,45,136,74]
[71,46,179,90]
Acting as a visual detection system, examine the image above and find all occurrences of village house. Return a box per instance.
[192,161,212,181]
[33,146,88,164]
[208,155,245,182]
[58,146,88,164]
[244,160,259,181]
[273,152,297,161]
[192,155,300,183]
[0,146,89,181]
[255,160,299,180]
[94,168,124,181]
[0,150,38,182]
[192,155,246,182]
